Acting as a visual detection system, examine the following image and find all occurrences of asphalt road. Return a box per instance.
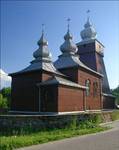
[18,120,119,150]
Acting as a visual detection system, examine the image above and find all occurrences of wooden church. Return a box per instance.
[10,17,115,114]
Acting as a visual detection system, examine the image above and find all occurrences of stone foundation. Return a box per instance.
[0,111,115,132]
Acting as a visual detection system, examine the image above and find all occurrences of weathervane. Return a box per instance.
[67,18,71,31]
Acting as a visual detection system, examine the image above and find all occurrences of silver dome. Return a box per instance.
[60,30,78,54]
[33,33,51,60]
[80,17,97,41]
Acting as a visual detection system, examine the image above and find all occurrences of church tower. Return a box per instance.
[77,15,115,108]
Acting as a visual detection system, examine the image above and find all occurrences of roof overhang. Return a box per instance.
[37,76,87,90]
[103,93,116,98]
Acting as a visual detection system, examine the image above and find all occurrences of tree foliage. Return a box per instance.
[0,87,11,109]
[112,85,119,104]
[0,94,8,108]
[0,87,11,99]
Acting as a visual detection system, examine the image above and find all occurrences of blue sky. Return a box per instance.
[1,1,119,89]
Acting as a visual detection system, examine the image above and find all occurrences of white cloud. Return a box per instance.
[0,69,11,89]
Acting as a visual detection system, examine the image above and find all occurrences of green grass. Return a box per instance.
[0,113,112,150]
[0,126,108,150]
[111,110,119,121]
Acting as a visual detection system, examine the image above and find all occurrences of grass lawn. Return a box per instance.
[0,126,108,150]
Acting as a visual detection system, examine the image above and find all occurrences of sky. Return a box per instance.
[1,0,119,89]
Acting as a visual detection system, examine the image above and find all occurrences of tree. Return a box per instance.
[112,86,119,104]
[0,87,11,109]
[0,87,11,98]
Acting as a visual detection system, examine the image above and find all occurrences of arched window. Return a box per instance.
[93,82,98,97]
[85,79,91,96]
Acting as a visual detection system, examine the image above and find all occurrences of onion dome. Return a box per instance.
[60,19,78,55]
[80,17,97,41]
[33,31,51,62]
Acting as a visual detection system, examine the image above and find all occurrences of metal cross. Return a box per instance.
[42,24,45,34]
[67,18,71,31]
[86,10,90,18]
[87,10,90,14]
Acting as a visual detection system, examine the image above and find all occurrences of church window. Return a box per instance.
[93,82,98,97]
[85,79,91,96]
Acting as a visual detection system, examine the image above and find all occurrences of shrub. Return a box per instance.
[0,94,8,109]
[111,110,119,121]
[91,114,102,124]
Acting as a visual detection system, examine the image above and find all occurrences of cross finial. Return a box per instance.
[42,23,45,34]
[67,18,71,32]
[87,9,90,14]
[86,10,90,19]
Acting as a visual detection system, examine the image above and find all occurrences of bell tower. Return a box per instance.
[77,14,115,108]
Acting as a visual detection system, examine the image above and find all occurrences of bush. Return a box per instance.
[0,94,8,109]
[91,114,102,124]
[68,114,102,130]
[111,110,119,121]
